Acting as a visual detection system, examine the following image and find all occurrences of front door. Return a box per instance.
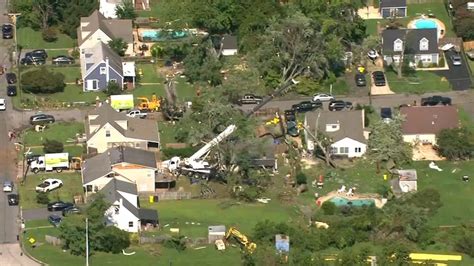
[86,80,99,90]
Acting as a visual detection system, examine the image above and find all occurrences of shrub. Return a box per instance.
[36,192,50,204]
[106,81,122,96]
[321,201,337,215]
[438,56,445,67]
[164,235,186,251]
[21,67,65,94]
[417,60,423,68]
[42,27,58,42]
[296,172,307,185]
[43,139,64,153]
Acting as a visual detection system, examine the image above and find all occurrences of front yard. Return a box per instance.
[17,27,75,49]
[23,122,84,146]
[19,173,83,209]
[384,69,451,94]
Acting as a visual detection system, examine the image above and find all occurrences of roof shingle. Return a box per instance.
[400,106,459,134]
[305,110,366,143]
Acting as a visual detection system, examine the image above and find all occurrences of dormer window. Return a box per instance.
[394,39,403,52]
[419,38,429,51]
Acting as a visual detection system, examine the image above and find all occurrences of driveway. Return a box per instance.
[435,50,472,90]
[22,208,61,221]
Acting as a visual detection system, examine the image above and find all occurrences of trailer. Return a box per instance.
[30,153,70,174]
[110,94,134,111]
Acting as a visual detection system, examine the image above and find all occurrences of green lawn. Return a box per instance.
[174,77,195,101]
[137,64,164,84]
[365,19,381,36]
[132,84,166,99]
[45,49,71,59]
[17,27,75,49]
[385,70,451,94]
[23,122,84,146]
[158,122,178,144]
[21,66,81,83]
[19,173,83,209]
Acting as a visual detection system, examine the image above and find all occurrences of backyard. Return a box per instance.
[384,69,451,94]
[18,173,83,209]
[17,27,75,49]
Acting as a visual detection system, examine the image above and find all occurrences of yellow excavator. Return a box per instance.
[225,227,257,253]
[137,93,160,111]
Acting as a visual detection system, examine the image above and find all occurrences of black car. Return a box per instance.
[237,94,263,105]
[2,23,13,39]
[7,194,19,206]
[421,95,452,106]
[286,121,299,137]
[328,100,353,111]
[381,107,393,120]
[47,201,74,212]
[284,109,296,122]
[30,114,55,125]
[28,49,48,60]
[7,85,17,96]
[62,206,81,216]
[372,71,386,86]
[20,56,46,66]
[52,55,74,65]
[355,73,366,87]
[48,214,62,227]
[292,101,322,113]
[5,73,17,84]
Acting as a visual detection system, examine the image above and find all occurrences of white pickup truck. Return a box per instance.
[126,109,148,119]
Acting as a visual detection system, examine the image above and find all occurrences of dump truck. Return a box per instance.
[30,153,70,174]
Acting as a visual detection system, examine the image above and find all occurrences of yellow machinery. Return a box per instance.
[225,227,257,253]
[137,94,160,111]
[69,157,82,171]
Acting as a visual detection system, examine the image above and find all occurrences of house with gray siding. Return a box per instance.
[382,28,439,67]
[380,0,407,18]
[81,42,136,91]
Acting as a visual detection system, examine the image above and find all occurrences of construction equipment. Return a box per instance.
[164,124,236,179]
[225,227,257,253]
[137,94,160,111]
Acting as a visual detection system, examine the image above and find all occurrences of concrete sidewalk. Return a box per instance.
[0,243,40,266]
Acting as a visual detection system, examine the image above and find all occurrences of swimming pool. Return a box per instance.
[329,197,375,207]
[140,29,189,42]
[414,19,438,29]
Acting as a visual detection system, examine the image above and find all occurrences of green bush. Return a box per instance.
[438,56,445,67]
[43,139,64,153]
[417,60,424,68]
[42,27,58,42]
[321,201,337,215]
[164,235,186,251]
[21,67,66,94]
[36,192,50,204]
[296,172,307,185]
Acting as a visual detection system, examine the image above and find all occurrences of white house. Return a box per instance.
[304,110,368,158]
[99,0,150,18]
[220,35,238,56]
[382,28,439,66]
[400,106,459,145]
[77,10,134,56]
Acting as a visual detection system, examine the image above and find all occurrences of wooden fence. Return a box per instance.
[463,41,474,51]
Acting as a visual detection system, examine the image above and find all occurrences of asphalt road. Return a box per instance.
[435,50,472,90]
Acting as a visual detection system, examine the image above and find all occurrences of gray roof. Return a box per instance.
[305,110,366,143]
[221,35,238,50]
[100,178,139,218]
[139,208,158,221]
[382,29,438,55]
[86,103,160,142]
[82,146,157,184]
[78,10,133,46]
[380,0,406,8]
[82,42,123,79]
[208,225,226,233]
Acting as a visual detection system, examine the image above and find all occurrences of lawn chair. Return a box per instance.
[337,185,346,194]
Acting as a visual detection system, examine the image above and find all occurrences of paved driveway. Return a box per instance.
[435,50,472,90]
[22,208,61,221]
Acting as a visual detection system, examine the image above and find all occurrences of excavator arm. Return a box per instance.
[225,227,257,253]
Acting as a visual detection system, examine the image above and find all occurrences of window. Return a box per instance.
[419,38,429,51]
[105,130,111,137]
[355,147,362,153]
[100,67,107,74]
[394,39,403,52]
[114,205,119,214]
[339,147,349,154]
[129,221,134,227]
[330,147,337,154]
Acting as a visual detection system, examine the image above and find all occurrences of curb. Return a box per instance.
[19,240,48,266]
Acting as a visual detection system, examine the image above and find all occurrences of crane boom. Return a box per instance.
[188,124,237,161]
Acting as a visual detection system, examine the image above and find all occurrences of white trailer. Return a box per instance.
[30,153,70,174]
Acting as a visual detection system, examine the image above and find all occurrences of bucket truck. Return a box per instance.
[164,124,237,178]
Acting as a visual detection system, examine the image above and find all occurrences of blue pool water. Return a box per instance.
[414,19,438,29]
[329,197,375,207]
[140,30,188,42]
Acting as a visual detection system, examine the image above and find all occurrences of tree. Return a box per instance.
[108,38,128,56]
[455,232,474,257]
[183,40,222,86]
[32,0,57,31]
[58,0,98,38]
[21,67,66,94]
[367,115,412,172]
[36,192,50,204]
[115,0,137,19]
[43,139,64,153]
[454,10,474,40]
[321,201,337,215]
[94,226,130,253]
[377,241,412,265]
[42,26,58,42]
[106,81,122,96]
[150,44,164,59]
[436,127,474,160]
[296,172,307,185]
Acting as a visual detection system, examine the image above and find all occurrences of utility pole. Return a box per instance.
[86,218,89,266]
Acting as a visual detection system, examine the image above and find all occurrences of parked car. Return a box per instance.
[5,73,17,84]
[237,94,263,105]
[381,107,393,119]
[36,178,63,193]
[7,194,19,206]
[52,55,74,65]
[292,100,322,113]
[48,214,62,227]
[2,23,13,39]
[20,56,45,66]
[284,109,296,122]
[450,53,462,66]
[28,49,48,60]
[3,181,13,192]
[421,95,451,106]
[355,74,366,87]
[372,71,386,86]
[30,114,55,125]
[47,201,73,212]
[466,50,474,60]
[0,98,6,111]
[127,109,148,119]
[312,93,334,102]
[328,100,353,111]
[62,206,81,216]
[7,85,17,96]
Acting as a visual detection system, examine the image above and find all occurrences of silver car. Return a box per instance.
[450,54,462,66]
[3,181,13,192]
